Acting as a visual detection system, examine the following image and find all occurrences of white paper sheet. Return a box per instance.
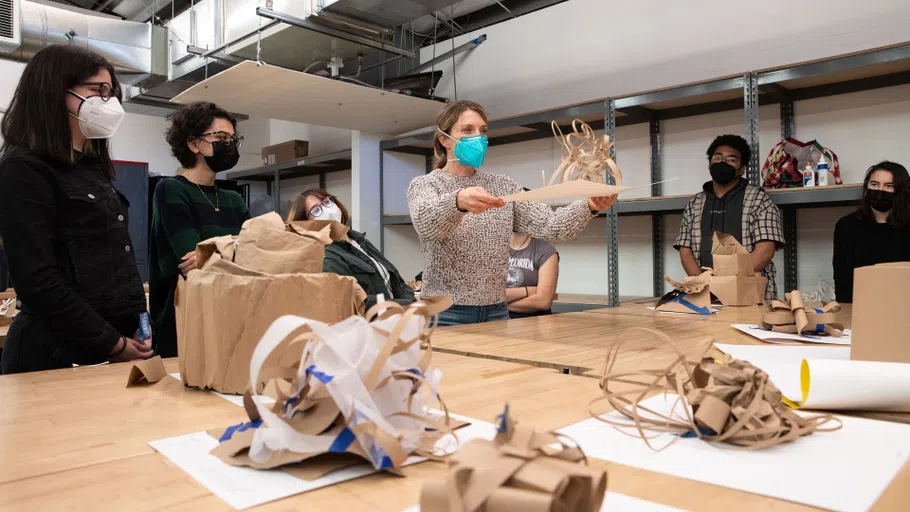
[149,413,497,510]
[168,373,275,407]
[714,344,850,401]
[401,490,686,512]
[558,394,910,512]
[732,323,851,345]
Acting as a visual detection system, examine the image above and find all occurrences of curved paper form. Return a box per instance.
[793,359,910,412]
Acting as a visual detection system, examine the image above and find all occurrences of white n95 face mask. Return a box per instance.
[314,204,344,223]
[68,91,125,139]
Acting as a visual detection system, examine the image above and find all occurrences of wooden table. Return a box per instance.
[2,310,906,511]
[585,301,854,328]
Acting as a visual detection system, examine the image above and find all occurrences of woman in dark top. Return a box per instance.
[287,188,414,310]
[0,45,152,373]
[505,233,559,318]
[833,161,910,302]
[149,102,249,358]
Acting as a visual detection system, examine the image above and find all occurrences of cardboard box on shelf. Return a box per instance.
[851,263,910,364]
[261,140,309,166]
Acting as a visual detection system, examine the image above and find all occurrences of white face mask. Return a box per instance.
[313,203,343,223]
[68,91,125,139]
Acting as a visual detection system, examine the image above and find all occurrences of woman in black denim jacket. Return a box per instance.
[0,45,153,373]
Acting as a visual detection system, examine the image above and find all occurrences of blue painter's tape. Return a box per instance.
[670,295,712,315]
[815,323,825,333]
[218,419,263,442]
[305,364,334,384]
[379,455,394,469]
[679,426,717,438]
[405,368,425,378]
[495,403,510,433]
[328,427,356,453]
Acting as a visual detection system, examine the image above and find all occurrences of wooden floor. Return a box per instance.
[3,301,908,511]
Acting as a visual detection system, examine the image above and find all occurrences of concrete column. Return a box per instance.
[350,131,383,245]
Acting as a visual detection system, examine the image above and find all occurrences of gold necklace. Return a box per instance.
[193,182,220,212]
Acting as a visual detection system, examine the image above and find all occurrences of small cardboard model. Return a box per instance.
[126,356,168,387]
[654,271,714,315]
[176,213,367,394]
[761,290,844,337]
[708,232,767,306]
[851,263,910,364]
[420,405,607,512]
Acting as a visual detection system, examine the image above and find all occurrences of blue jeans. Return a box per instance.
[437,303,509,327]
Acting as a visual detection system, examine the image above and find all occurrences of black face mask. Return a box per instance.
[710,162,738,185]
[866,189,896,213]
[203,140,240,172]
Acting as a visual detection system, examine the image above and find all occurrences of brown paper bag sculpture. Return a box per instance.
[420,404,607,512]
[762,291,844,337]
[210,297,460,477]
[591,328,840,450]
[654,271,715,315]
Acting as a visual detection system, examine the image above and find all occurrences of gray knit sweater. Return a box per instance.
[407,170,595,306]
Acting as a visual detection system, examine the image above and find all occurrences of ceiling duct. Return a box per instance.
[0,0,167,88]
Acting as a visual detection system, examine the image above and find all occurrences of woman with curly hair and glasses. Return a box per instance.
[148,101,250,357]
[287,188,415,310]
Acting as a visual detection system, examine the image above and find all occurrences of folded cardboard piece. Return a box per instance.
[707,232,767,306]
[761,290,844,337]
[654,271,715,315]
[851,262,910,364]
[209,296,461,480]
[126,356,168,387]
[593,328,839,450]
[176,213,368,393]
[420,405,607,512]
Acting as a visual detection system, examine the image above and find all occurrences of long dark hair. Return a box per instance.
[0,45,121,179]
[287,188,350,225]
[857,161,910,228]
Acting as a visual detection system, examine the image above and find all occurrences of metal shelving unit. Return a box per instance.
[223,149,352,211]
[380,44,910,306]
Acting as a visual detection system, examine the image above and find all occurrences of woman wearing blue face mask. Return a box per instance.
[407,100,616,326]
[288,188,415,310]
[0,45,152,373]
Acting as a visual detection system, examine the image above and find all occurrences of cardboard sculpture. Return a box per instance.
[420,405,607,512]
[501,120,626,202]
[176,213,367,393]
[709,232,767,306]
[851,262,910,364]
[761,291,844,336]
[126,356,168,387]
[210,297,456,476]
[654,271,715,315]
[592,328,840,450]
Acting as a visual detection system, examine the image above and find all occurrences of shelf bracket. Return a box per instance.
[605,98,620,308]
[743,72,761,187]
[649,116,664,297]
[783,208,798,293]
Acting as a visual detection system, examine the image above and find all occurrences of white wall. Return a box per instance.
[420,0,910,120]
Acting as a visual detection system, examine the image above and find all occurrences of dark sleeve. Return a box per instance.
[532,240,558,270]
[0,159,121,358]
[832,216,855,303]
[154,179,203,261]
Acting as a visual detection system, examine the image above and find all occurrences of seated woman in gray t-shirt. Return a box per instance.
[505,233,559,318]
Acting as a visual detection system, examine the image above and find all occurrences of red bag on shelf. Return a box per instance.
[761,138,843,188]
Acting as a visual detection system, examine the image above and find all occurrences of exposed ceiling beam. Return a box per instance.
[431,0,568,41]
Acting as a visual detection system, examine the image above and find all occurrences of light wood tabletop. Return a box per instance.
[2,307,907,511]
[585,301,854,328]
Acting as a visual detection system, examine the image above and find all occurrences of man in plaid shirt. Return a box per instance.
[674,135,785,300]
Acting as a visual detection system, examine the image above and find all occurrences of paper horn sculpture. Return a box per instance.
[420,404,607,512]
[762,291,844,336]
[209,296,459,472]
[501,120,625,202]
[591,328,841,450]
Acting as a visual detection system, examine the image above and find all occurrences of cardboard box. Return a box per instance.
[261,140,309,166]
[712,232,754,276]
[710,275,767,306]
[851,263,910,364]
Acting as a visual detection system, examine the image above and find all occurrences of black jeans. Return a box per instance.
[1,312,138,374]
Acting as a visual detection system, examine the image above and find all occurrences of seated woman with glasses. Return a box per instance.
[148,101,250,358]
[287,188,415,310]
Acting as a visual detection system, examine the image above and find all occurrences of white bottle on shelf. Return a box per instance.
[817,154,829,186]
[803,160,816,187]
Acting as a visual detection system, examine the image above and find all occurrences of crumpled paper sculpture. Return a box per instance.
[209,296,457,473]
[762,291,844,336]
[592,328,841,450]
[654,271,715,315]
[420,405,607,512]
[546,119,622,188]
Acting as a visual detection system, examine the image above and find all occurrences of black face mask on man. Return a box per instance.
[203,140,240,172]
[866,189,896,213]
[710,161,738,185]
